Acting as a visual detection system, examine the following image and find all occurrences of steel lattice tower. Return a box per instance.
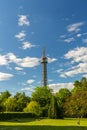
[41,48,48,86]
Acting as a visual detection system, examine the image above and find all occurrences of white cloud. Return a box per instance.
[60,35,66,38]
[17,71,26,75]
[0,72,13,81]
[56,69,63,73]
[15,67,23,71]
[0,53,40,68]
[18,15,30,26]
[27,79,35,84]
[0,53,57,69]
[49,82,74,93]
[7,53,40,68]
[21,87,33,91]
[83,74,87,78]
[67,22,84,33]
[21,42,36,50]
[82,38,87,43]
[60,47,87,77]
[18,57,40,68]
[60,65,87,78]
[77,33,82,37]
[0,55,8,66]
[15,31,26,41]
[64,37,75,43]
[64,47,87,63]
[48,57,57,63]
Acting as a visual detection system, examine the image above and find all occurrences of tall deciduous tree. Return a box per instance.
[55,88,71,106]
[4,97,17,112]
[0,90,11,112]
[24,101,41,116]
[32,86,52,117]
[64,90,87,120]
[14,92,30,111]
[32,86,52,107]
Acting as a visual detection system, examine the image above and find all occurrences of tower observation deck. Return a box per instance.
[41,48,48,86]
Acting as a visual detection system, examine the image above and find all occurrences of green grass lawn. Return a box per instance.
[0,118,87,130]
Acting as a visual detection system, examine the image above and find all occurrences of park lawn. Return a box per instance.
[0,118,87,130]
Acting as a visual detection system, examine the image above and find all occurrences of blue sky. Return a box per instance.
[0,0,87,95]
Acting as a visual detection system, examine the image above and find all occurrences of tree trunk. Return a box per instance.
[77,117,80,125]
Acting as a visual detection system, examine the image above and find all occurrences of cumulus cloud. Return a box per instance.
[0,72,13,81]
[18,57,40,68]
[64,47,87,63]
[64,37,75,43]
[21,42,36,50]
[48,57,57,63]
[27,79,35,84]
[0,53,57,69]
[15,31,26,41]
[7,53,40,68]
[67,22,84,33]
[49,82,74,93]
[0,53,40,68]
[18,15,30,26]
[77,33,82,37]
[60,47,87,78]
[21,87,33,91]
[15,67,23,71]
[0,55,8,66]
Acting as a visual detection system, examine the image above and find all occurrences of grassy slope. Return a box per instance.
[0,118,87,130]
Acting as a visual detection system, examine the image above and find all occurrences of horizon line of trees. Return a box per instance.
[0,77,87,119]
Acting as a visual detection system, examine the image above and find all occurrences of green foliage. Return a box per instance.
[64,90,87,117]
[72,77,87,93]
[4,97,17,112]
[24,101,41,116]
[14,92,30,112]
[32,86,52,117]
[55,88,71,106]
[0,90,11,112]
[32,86,52,107]
[0,112,36,121]
[48,95,59,119]
[0,77,87,119]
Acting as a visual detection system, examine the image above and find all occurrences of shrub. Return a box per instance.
[23,101,41,116]
[0,112,36,121]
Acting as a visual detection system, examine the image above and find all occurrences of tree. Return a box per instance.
[55,88,71,117]
[55,88,71,106]
[23,101,41,116]
[32,86,52,107]
[32,86,52,117]
[4,97,17,112]
[72,77,87,93]
[0,90,11,112]
[14,92,30,112]
[48,95,59,119]
[64,77,87,122]
[0,90,11,101]
[80,77,87,90]
[64,90,87,123]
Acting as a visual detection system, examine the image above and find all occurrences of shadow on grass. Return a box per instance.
[0,126,87,130]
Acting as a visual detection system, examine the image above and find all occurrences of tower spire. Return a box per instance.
[42,47,46,57]
[41,47,48,86]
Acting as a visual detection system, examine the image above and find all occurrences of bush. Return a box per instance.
[23,101,41,116]
[0,112,36,121]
